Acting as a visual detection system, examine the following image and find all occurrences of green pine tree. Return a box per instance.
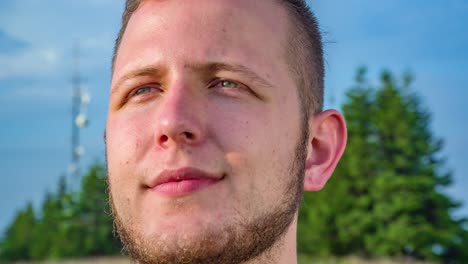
[1,162,121,261]
[29,176,74,259]
[0,202,36,261]
[75,161,121,256]
[298,68,468,262]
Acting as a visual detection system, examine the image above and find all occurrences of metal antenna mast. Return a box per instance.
[69,43,90,180]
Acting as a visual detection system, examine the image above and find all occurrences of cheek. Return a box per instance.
[106,113,152,207]
[107,112,153,163]
[207,102,297,196]
[208,97,299,161]
[207,101,268,154]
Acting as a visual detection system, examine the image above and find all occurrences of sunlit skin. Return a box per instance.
[106,0,347,263]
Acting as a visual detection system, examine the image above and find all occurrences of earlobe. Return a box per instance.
[303,109,347,191]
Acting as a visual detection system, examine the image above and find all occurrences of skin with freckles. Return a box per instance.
[106,0,347,263]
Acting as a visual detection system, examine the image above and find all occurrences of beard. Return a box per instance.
[107,122,309,264]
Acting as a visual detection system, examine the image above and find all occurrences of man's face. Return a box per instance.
[106,0,308,263]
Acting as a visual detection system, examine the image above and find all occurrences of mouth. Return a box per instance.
[147,167,224,197]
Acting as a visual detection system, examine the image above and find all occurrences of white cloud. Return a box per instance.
[0,47,62,79]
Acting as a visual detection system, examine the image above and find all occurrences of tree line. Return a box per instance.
[298,68,468,262]
[1,68,467,262]
[0,163,121,260]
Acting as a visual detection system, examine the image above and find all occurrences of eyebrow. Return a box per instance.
[112,67,163,95]
[111,62,274,95]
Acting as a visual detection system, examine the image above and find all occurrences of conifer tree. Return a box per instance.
[75,162,120,255]
[1,162,120,261]
[0,202,36,260]
[298,68,467,262]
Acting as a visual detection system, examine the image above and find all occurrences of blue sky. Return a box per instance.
[1,0,467,234]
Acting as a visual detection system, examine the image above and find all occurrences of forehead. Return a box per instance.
[131,0,288,43]
[113,0,293,84]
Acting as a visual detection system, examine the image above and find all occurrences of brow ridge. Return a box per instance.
[111,61,274,94]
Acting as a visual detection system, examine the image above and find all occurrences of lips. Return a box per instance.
[148,167,223,197]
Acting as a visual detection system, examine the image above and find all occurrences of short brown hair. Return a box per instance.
[112,0,324,115]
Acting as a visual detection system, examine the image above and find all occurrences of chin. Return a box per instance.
[116,210,235,262]
[136,203,227,236]
[145,221,230,247]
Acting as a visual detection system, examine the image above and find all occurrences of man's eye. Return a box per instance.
[135,86,157,95]
[208,79,253,97]
[220,80,239,88]
[211,79,242,90]
[129,86,161,98]
[125,85,161,103]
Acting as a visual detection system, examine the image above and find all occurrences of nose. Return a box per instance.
[155,85,205,149]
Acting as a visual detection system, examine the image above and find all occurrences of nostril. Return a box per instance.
[184,132,194,140]
[160,135,169,143]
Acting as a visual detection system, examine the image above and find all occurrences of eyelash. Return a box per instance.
[214,79,238,87]
[126,85,162,102]
[210,78,248,93]
[125,78,247,104]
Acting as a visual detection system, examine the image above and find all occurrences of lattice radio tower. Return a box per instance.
[69,44,90,181]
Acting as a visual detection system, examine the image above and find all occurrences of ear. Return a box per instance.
[304,109,347,191]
